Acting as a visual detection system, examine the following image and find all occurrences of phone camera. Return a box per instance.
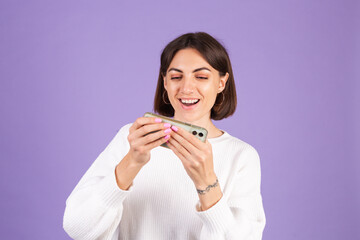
[192,131,197,135]
[199,132,203,137]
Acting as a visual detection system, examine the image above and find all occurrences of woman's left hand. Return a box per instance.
[167,125,217,190]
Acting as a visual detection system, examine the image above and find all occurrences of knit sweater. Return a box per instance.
[63,123,266,240]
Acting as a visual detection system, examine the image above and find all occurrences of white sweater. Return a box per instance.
[63,123,266,240]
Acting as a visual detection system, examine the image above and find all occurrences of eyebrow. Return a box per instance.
[168,67,211,73]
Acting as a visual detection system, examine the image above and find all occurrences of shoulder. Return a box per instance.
[216,133,261,168]
[221,132,259,156]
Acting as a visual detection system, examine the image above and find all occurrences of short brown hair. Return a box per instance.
[153,32,237,120]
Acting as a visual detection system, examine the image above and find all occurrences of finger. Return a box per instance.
[129,117,163,133]
[167,136,193,161]
[205,139,212,148]
[171,125,205,150]
[167,138,189,164]
[170,128,200,155]
[143,132,171,151]
[135,126,172,146]
[132,122,171,140]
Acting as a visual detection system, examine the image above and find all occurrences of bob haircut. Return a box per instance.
[153,32,237,120]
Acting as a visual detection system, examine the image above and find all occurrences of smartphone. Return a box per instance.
[143,112,208,149]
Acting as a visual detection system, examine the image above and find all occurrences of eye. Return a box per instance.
[171,76,182,80]
[196,76,208,80]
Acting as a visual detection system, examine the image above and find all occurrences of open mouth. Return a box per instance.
[179,98,200,107]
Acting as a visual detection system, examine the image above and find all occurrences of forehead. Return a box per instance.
[168,48,214,71]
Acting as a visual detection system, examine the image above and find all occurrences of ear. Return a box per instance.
[218,72,229,93]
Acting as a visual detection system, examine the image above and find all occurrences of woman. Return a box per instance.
[63,32,266,240]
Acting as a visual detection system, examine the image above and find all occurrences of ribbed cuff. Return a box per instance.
[195,196,235,234]
[93,171,133,209]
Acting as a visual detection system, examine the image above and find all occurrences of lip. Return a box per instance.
[179,98,200,100]
[178,98,200,110]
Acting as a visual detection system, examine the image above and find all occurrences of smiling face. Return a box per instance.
[163,48,228,124]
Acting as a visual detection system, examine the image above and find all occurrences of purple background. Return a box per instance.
[0,0,359,239]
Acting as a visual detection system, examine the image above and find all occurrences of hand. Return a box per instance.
[115,117,172,190]
[127,117,172,166]
[167,126,217,190]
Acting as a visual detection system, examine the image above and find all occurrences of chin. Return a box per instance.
[174,111,207,123]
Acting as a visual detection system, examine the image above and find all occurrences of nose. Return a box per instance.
[180,76,195,94]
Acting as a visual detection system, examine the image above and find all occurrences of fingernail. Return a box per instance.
[164,134,170,140]
[155,118,162,123]
[164,128,172,134]
[171,126,178,132]
[164,123,171,128]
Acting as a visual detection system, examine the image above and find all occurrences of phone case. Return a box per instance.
[143,112,208,149]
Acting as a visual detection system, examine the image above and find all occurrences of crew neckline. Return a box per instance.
[207,129,230,143]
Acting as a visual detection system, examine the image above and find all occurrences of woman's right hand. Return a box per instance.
[127,117,172,166]
[115,117,171,190]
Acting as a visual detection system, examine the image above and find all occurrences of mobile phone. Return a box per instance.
[143,112,208,149]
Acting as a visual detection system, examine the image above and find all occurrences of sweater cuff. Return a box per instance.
[93,170,133,209]
[195,196,235,234]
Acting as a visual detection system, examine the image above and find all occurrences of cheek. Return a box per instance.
[166,83,179,96]
[200,84,218,98]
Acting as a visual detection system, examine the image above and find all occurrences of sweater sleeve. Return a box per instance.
[196,145,266,240]
[63,124,132,240]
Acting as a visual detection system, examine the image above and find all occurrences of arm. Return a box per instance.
[63,125,131,240]
[166,126,266,239]
[196,146,266,240]
[63,117,171,240]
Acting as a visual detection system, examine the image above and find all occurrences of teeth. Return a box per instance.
[181,99,199,104]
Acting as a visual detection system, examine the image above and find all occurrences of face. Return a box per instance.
[163,48,228,123]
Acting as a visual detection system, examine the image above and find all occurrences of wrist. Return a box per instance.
[196,178,219,195]
[194,173,218,190]
[197,184,223,211]
[115,153,144,190]
[127,151,149,167]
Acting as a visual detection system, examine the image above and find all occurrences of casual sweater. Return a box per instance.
[63,123,266,240]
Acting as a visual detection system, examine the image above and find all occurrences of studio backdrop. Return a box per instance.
[0,0,359,239]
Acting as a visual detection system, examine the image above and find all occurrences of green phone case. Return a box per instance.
[143,112,208,149]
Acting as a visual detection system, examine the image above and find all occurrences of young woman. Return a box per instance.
[63,32,266,240]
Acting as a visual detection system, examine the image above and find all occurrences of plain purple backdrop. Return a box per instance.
[0,0,359,239]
